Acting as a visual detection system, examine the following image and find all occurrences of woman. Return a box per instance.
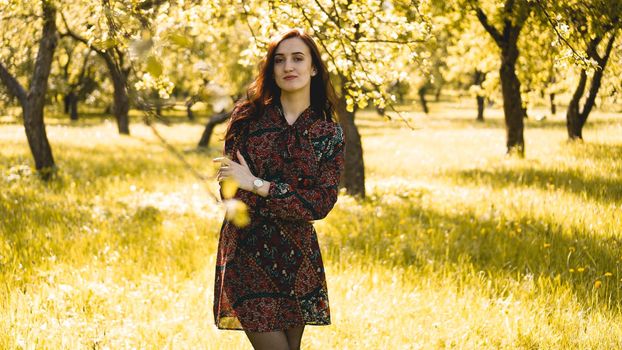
[213,28,345,350]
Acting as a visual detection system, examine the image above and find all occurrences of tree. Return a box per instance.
[0,0,58,176]
[436,3,498,122]
[51,39,99,120]
[538,0,621,140]
[59,0,164,134]
[468,0,532,156]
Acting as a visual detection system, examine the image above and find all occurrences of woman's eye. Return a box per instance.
[275,58,283,63]
[294,56,303,61]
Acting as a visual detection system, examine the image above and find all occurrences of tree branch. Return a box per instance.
[353,38,427,44]
[0,61,27,105]
[29,0,58,103]
[475,7,503,45]
[60,11,106,57]
[533,0,589,63]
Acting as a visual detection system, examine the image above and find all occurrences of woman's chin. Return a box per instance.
[278,83,310,95]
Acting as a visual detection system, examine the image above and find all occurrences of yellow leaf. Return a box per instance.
[168,33,193,48]
[146,55,163,77]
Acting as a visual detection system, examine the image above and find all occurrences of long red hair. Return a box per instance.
[225,28,338,142]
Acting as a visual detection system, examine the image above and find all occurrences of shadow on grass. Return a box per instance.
[325,194,622,311]
[450,163,622,204]
[409,115,622,131]
[566,142,622,164]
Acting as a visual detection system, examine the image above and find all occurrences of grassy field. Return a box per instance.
[1,103,621,349]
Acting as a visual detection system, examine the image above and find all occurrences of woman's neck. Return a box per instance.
[280,90,310,125]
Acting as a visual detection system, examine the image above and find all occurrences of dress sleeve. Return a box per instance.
[260,124,345,221]
[218,108,259,210]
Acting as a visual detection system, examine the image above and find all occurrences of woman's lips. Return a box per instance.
[284,75,297,80]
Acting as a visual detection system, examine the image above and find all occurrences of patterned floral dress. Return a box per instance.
[214,102,345,332]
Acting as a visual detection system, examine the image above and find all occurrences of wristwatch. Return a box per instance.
[252,178,265,193]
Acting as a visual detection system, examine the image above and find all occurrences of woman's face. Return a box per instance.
[273,37,316,94]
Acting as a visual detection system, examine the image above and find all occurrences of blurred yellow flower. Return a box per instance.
[224,199,249,227]
[577,267,585,273]
[220,178,239,199]
[594,280,602,289]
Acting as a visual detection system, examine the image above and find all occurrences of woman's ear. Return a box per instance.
[311,66,317,76]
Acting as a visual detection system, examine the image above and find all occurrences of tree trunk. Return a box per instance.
[475,3,529,156]
[186,102,194,122]
[5,1,58,176]
[65,92,78,120]
[566,32,616,140]
[110,72,130,134]
[474,70,486,122]
[23,103,55,174]
[64,93,71,114]
[435,84,442,102]
[476,96,485,122]
[154,94,162,118]
[336,96,365,198]
[499,42,525,156]
[418,86,429,114]
[197,111,230,148]
[70,94,78,120]
[550,93,556,115]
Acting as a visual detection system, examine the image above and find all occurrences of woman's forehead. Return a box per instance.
[275,38,310,55]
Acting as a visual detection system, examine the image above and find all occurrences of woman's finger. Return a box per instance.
[236,150,250,169]
[213,156,231,165]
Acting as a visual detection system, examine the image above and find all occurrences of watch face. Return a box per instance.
[254,179,263,187]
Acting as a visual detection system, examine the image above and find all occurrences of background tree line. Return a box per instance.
[0,0,620,197]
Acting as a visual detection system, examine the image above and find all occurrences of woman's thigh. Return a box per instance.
[244,330,290,350]
[285,325,305,350]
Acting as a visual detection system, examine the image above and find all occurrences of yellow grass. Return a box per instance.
[1,104,621,349]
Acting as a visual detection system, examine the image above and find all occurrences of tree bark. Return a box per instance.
[186,97,196,121]
[109,66,130,134]
[473,70,486,122]
[336,95,365,198]
[566,70,587,139]
[550,93,556,116]
[418,86,429,114]
[70,94,78,120]
[64,92,78,120]
[64,93,70,114]
[476,96,485,122]
[187,105,194,120]
[0,1,57,176]
[499,42,525,155]
[197,111,230,148]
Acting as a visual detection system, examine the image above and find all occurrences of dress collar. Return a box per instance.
[269,102,317,131]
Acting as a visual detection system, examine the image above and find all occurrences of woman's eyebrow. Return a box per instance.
[275,52,306,56]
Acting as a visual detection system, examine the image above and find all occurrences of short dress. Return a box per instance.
[213,102,345,332]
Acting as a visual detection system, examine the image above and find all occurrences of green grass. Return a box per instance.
[1,103,621,349]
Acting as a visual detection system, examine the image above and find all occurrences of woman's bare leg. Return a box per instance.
[244,330,290,350]
[285,325,305,350]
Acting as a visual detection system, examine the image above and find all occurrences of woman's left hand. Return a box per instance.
[213,150,255,192]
